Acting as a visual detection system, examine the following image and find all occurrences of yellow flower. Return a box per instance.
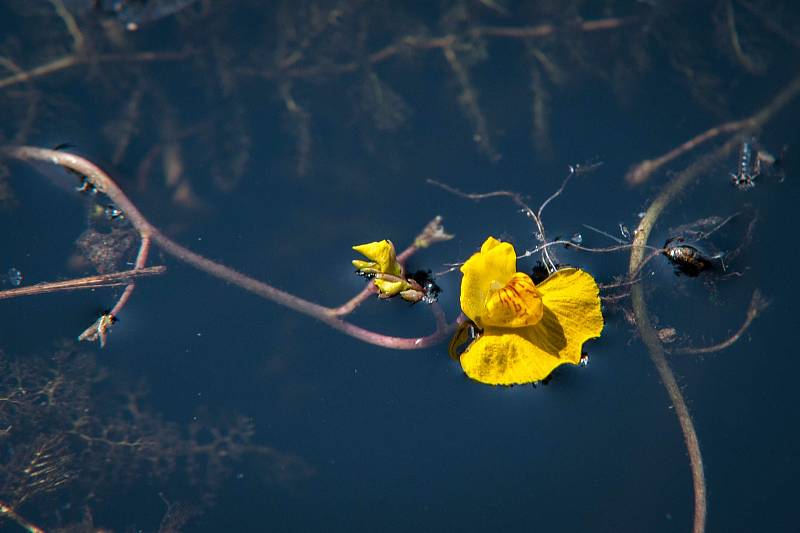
[456,237,603,385]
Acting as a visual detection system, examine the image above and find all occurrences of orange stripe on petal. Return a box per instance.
[482,272,543,328]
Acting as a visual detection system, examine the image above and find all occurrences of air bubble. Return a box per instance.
[6,268,22,287]
[104,204,123,220]
[570,233,583,244]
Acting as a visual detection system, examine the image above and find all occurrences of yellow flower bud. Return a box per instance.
[373,277,411,298]
[352,240,403,277]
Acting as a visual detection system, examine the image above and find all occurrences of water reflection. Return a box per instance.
[64,0,199,30]
[0,1,798,532]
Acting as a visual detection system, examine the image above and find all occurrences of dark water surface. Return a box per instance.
[1,2,799,532]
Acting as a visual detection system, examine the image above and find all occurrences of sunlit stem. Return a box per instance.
[0,501,45,533]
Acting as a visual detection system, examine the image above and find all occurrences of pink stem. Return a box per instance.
[3,146,455,350]
[110,235,150,316]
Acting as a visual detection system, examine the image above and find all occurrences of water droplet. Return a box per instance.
[6,268,22,287]
[570,233,583,244]
[104,204,123,220]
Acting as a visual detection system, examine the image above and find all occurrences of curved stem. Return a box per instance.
[630,287,707,533]
[109,235,150,317]
[674,289,768,355]
[628,139,742,533]
[624,77,800,531]
[331,284,376,316]
[626,75,800,185]
[2,146,455,350]
[427,179,556,269]
[149,221,458,349]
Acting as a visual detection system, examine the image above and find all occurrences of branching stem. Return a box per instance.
[2,146,456,350]
[674,290,768,355]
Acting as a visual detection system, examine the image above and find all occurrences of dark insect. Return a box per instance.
[410,270,441,304]
[530,261,551,284]
[448,320,479,360]
[662,237,716,277]
[51,143,98,193]
[730,138,784,190]
[731,139,757,190]
[104,204,124,220]
[663,211,757,277]
[75,173,98,194]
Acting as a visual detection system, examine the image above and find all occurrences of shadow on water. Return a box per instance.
[0,1,799,531]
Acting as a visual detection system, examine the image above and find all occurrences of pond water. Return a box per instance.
[0,2,799,532]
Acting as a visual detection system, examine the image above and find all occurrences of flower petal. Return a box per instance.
[459,268,603,385]
[374,278,409,297]
[352,240,402,276]
[483,272,543,328]
[480,236,504,254]
[460,237,517,325]
[460,328,565,385]
[536,268,604,353]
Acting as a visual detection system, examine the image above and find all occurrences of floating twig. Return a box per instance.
[0,265,166,300]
